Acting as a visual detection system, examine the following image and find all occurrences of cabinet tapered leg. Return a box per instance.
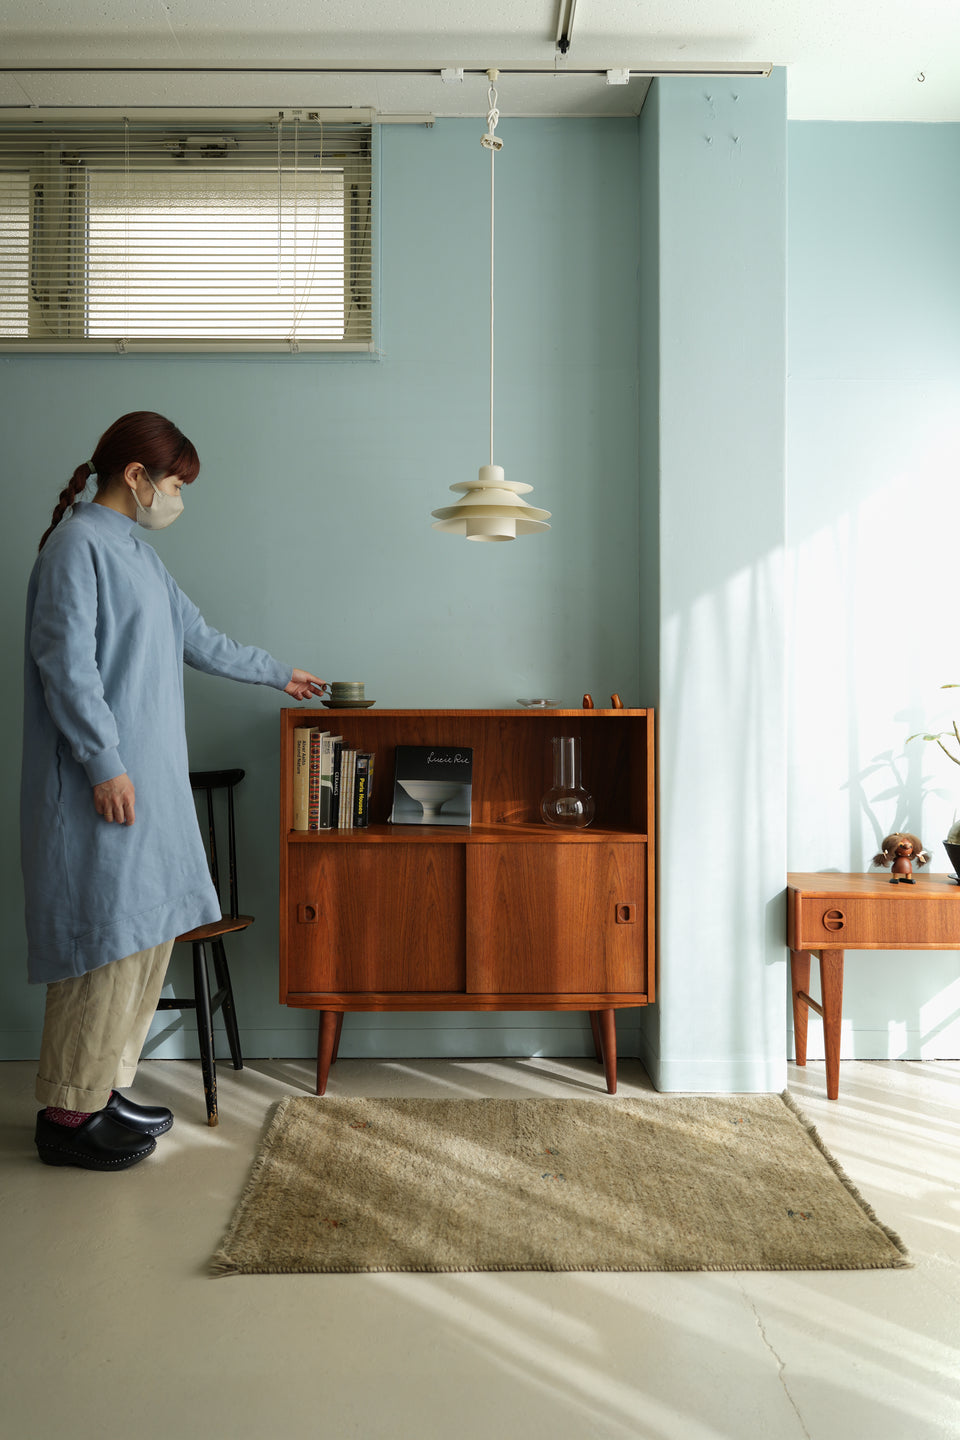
[332,1012,345,1064]
[316,1011,340,1096]
[790,949,811,1066]
[819,950,844,1101]
[597,1009,617,1094]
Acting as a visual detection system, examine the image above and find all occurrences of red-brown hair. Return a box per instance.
[38,411,200,551]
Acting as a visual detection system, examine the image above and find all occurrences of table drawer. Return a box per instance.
[793,894,960,949]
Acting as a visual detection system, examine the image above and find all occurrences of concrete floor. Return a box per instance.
[2,1055,958,1440]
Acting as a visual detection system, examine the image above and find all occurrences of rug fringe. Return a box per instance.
[208,1250,241,1277]
[779,1090,911,1267]
[207,1257,914,1276]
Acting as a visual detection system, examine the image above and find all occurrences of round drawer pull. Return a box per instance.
[822,909,846,931]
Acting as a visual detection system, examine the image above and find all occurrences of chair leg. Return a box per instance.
[211,937,243,1071]
[193,942,219,1126]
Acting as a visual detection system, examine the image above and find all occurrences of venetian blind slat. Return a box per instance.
[0,116,374,351]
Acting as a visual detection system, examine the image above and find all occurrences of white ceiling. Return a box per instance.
[0,0,957,122]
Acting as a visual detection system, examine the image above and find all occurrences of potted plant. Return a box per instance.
[908,685,960,880]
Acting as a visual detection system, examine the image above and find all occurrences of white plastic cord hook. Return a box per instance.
[481,67,503,152]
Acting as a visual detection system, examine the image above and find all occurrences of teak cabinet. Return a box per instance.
[278,709,656,1094]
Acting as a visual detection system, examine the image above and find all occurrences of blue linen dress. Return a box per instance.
[21,501,293,985]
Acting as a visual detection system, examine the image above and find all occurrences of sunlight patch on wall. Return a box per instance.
[920,977,960,1059]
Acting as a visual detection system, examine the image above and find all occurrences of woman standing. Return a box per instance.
[22,411,325,1170]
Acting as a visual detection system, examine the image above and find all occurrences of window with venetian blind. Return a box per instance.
[0,112,374,352]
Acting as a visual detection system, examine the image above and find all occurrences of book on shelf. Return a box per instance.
[354,752,373,828]
[339,749,358,830]
[388,745,473,827]
[329,740,345,828]
[292,727,313,831]
[306,728,329,830]
[319,734,341,829]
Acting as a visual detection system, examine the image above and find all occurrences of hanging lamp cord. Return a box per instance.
[481,83,502,469]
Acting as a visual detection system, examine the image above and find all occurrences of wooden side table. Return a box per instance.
[787,872,960,1098]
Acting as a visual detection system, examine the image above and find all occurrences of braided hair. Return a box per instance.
[38,411,200,551]
[38,461,96,552]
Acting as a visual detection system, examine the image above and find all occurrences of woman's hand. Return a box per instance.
[285,670,328,702]
[94,773,136,825]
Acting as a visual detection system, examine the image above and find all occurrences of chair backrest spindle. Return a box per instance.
[205,787,220,900]
[227,785,239,919]
[189,768,246,920]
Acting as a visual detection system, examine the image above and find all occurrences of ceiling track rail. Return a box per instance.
[0,61,773,79]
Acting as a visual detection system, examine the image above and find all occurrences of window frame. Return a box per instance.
[0,110,377,354]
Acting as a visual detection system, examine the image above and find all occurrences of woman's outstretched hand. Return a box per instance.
[94,773,136,825]
[285,670,328,702]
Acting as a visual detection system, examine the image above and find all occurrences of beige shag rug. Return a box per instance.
[210,1092,909,1276]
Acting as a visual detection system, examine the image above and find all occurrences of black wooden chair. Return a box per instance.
[157,769,251,1126]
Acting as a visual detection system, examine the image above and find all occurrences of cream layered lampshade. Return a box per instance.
[431,464,551,542]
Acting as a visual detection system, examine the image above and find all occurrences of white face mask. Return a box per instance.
[134,477,184,531]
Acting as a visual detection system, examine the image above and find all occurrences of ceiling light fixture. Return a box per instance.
[430,70,551,543]
[556,0,578,56]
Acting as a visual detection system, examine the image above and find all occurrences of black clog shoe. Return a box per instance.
[105,1090,174,1136]
[34,1110,157,1170]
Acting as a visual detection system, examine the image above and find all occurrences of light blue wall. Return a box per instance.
[788,122,960,1059]
[0,118,645,1063]
[640,72,789,1092]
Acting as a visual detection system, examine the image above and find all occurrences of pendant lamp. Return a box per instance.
[431,71,551,542]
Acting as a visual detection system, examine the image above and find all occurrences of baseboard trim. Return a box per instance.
[141,1019,645,1064]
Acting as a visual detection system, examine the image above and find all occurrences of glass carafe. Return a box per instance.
[540,735,595,828]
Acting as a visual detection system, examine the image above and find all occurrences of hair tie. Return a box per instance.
[85,461,96,476]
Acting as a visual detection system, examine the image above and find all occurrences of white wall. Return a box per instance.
[788,122,960,1059]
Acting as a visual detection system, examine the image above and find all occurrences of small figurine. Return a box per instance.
[872,832,929,884]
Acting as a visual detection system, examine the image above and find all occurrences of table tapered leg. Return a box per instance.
[790,949,812,1066]
[818,950,844,1100]
[316,1011,340,1096]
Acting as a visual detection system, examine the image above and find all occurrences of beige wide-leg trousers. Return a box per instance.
[35,941,175,1113]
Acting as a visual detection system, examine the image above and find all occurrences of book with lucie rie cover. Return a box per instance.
[388,745,472,826]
